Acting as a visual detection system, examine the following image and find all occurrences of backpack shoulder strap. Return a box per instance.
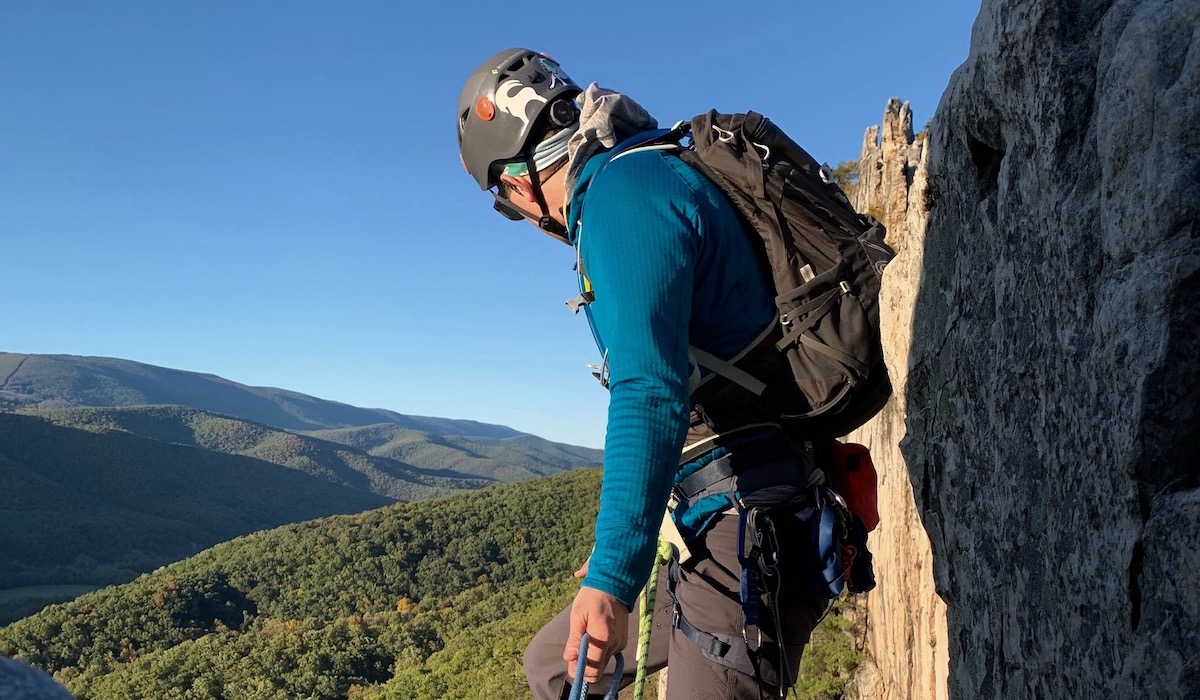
[597,121,693,173]
[569,120,695,300]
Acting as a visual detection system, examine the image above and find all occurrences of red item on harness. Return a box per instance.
[826,441,880,532]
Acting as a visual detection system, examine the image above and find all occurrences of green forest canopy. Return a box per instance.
[1,469,861,699]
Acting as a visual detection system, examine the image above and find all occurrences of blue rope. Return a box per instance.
[567,632,625,700]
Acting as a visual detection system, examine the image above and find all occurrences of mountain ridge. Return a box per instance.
[19,404,494,494]
[0,352,532,439]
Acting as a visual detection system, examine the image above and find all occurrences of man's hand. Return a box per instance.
[573,557,590,579]
[563,586,629,683]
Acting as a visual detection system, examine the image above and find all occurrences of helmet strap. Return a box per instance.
[525,152,569,241]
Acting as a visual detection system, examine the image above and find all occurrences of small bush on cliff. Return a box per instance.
[795,602,864,700]
[832,160,859,201]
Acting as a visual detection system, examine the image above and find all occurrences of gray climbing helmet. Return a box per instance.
[457,48,581,190]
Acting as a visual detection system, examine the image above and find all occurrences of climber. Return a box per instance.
[456,48,833,699]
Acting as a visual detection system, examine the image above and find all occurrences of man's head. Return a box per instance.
[457,48,581,240]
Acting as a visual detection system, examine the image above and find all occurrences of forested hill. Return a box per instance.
[0,352,528,436]
[0,470,602,700]
[1,468,864,700]
[306,423,603,482]
[0,411,398,592]
[24,405,495,494]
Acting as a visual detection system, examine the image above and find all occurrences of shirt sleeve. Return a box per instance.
[578,154,697,608]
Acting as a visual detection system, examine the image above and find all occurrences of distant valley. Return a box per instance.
[0,352,602,621]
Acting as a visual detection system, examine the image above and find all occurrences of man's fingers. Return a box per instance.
[584,632,608,682]
[563,632,611,682]
[562,586,629,682]
[564,609,586,664]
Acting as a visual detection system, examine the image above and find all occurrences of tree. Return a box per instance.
[831,160,859,201]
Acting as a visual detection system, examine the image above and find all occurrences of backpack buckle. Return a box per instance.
[587,351,610,389]
[565,291,594,313]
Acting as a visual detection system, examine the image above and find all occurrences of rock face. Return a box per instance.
[847,104,947,700]
[851,98,928,248]
[0,657,75,700]
[847,1,1199,697]
[884,0,1199,697]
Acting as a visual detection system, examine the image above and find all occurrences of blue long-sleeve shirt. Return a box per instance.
[566,144,776,607]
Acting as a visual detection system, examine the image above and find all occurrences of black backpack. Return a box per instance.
[616,111,895,438]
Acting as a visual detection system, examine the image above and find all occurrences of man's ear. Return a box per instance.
[498,174,536,203]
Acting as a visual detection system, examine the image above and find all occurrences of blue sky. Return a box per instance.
[1,2,979,448]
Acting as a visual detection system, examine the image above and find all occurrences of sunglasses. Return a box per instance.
[492,192,526,221]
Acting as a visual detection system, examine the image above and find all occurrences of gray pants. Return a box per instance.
[523,514,827,700]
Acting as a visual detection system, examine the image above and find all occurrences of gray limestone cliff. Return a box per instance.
[0,657,75,700]
[847,102,946,700]
[851,0,1199,697]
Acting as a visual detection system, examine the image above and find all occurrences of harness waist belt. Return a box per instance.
[675,429,814,503]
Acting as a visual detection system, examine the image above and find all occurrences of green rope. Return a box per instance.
[633,537,675,700]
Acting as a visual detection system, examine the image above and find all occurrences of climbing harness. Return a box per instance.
[568,633,624,700]
[662,480,858,699]
[667,516,794,698]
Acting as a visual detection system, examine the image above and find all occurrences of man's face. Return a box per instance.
[493,163,571,244]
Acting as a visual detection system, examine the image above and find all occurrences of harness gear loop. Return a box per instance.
[737,507,764,630]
